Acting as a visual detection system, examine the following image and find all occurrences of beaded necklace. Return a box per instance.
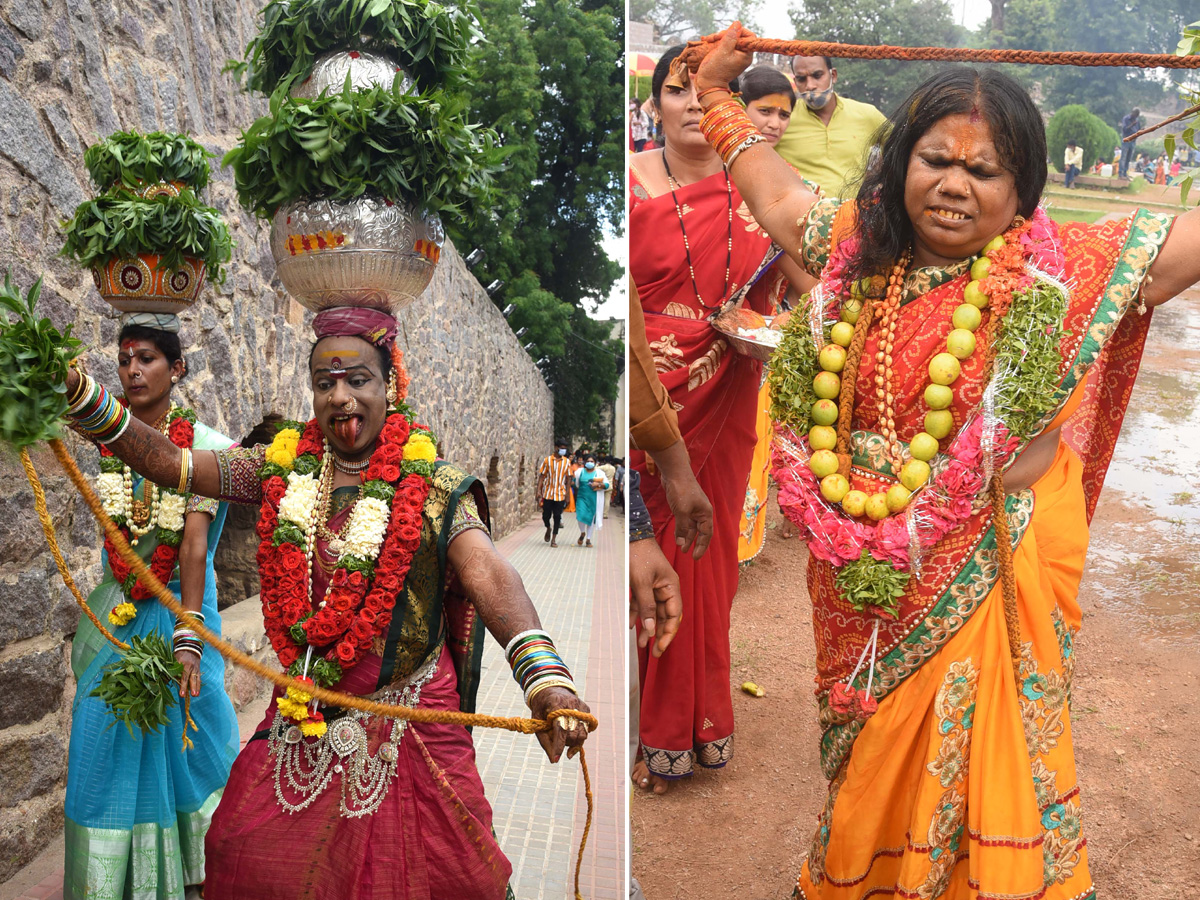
[663,152,732,310]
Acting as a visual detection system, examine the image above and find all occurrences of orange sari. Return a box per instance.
[788,201,1173,900]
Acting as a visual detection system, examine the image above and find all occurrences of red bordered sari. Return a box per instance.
[787,201,1173,900]
[629,159,783,777]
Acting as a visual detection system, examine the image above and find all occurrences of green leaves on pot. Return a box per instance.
[84,131,215,193]
[89,632,185,737]
[61,192,233,285]
[0,270,82,449]
[224,82,502,232]
[239,0,481,95]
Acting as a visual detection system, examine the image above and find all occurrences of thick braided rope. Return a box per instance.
[977,295,1024,681]
[690,34,1200,69]
[45,438,598,736]
[19,447,129,652]
[834,291,878,463]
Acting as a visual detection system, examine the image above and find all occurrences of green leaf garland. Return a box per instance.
[993,279,1070,440]
[767,295,821,435]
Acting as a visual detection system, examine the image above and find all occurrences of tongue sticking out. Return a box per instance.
[333,416,362,447]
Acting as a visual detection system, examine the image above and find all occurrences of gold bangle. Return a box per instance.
[178,448,191,493]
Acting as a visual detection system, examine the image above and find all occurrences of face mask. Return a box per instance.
[557,448,567,456]
[585,462,595,470]
[801,87,834,111]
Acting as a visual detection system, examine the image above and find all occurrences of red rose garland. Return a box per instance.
[99,410,195,601]
[256,412,433,684]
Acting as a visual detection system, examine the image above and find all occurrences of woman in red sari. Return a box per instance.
[677,26,1200,898]
[629,46,798,791]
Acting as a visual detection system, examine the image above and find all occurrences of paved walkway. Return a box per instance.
[479,511,625,900]
[1,511,626,900]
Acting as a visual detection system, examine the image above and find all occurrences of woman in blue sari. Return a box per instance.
[65,319,238,900]
[573,455,610,547]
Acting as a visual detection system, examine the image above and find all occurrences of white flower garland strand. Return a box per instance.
[340,496,390,560]
[278,472,320,532]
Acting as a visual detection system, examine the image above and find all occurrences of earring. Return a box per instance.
[1010,215,1027,229]
[171,375,179,383]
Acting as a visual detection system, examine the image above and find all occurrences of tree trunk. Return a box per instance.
[990,0,1004,36]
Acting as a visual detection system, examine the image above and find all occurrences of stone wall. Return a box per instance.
[0,0,552,880]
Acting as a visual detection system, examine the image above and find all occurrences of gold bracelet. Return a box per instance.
[177,448,191,493]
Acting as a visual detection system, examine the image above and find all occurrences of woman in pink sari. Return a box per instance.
[629,46,801,791]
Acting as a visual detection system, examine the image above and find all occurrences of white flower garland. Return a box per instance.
[97,473,128,520]
[340,496,390,560]
[278,472,320,530]
[157,492,188,532]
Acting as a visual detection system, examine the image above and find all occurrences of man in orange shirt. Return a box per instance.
[536,438,572,547]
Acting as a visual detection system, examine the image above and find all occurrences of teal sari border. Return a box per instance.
[64,788,222,900]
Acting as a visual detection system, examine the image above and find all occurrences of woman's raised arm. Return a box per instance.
[688,24,821,265]
[67,367,223,499]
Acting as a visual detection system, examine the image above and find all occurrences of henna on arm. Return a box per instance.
[446,528,541,646]
[102,416,223,500]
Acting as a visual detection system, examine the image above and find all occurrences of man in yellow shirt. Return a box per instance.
[1064,138,1083,189]
[774,56,887,198]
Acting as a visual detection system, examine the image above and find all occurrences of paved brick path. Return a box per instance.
[479,512,625,900]
[2,512,626,900]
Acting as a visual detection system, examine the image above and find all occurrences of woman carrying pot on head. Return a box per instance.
[61,308,591,900]
[681,23,1200,900]
[573,455,609,547]
[628,46,817,793]
[65,314,238,900]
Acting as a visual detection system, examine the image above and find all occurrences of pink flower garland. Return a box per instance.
[774,413,1020,573]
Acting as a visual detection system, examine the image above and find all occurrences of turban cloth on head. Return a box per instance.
[312,307,398,346]
[120,312,181,333]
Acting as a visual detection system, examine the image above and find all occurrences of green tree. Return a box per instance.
[789,0,967,116]
[542,308,621,446]
[630,0,764,44]
[995,0,1186,124]
[1045,104,1119,173]
[459,0,623,445]
[462,0,622,309]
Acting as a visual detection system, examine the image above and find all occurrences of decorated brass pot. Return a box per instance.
[93,253,207,314]
[270,194,444,314]
[290,50,413,99]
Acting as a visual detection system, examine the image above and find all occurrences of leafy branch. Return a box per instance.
[90,632,185,737]
[239,0,482,95]
[223,82,502,233]
[61,192,233,284]
[84,131,214,193]
[0,271,82,449]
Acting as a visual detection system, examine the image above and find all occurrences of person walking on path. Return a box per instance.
[598,457,616,518]
[1064,138,1083,189]
[1119,107,1141,179]
[537,438,572,547]
[573,456,609,547]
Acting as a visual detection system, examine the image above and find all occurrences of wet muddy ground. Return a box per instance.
[632,219,1200,899]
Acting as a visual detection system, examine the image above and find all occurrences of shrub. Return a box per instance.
[1046,104,1120,173]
